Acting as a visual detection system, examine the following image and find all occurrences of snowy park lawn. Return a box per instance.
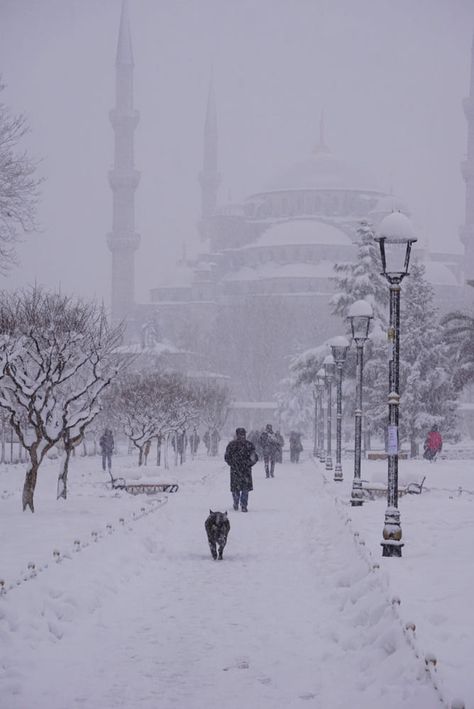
[0,450,473,708]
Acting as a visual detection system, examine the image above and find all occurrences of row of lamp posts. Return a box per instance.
[313,212,417,558]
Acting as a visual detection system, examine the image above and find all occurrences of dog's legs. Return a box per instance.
[218,543,224,560]
[209,541,218,560]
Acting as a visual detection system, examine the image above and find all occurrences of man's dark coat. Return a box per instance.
[224,438,258,492]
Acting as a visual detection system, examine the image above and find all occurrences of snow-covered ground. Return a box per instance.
[0,448,472,708]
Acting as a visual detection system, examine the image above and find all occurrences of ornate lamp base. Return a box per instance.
[350,479,364,506]
[381,507,403,557]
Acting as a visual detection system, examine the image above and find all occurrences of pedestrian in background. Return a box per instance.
[423,425,442,461]
[259,424,280,478]
[100,428,114,477]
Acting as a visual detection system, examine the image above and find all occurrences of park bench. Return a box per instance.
[367,451,409,460]
[360,475,426,501]
[110,477,179,495]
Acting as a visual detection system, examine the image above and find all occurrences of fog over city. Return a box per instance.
[0,0,473,306]
[4,4,474,706]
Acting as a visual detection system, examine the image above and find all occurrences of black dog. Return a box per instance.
[205,510,230,560]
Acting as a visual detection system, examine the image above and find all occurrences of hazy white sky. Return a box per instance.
[0,0,473,306]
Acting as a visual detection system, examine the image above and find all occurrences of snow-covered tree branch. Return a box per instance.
[104,371,200,466]
[0,287,124,510]
[191,380,231,431]
[0,81,42,271]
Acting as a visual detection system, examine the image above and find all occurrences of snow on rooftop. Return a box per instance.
[255,219,351,247]
[223,260,336,282]
[185,370,231,381]
[115,341,181,356]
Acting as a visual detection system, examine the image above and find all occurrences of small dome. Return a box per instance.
[423,261,459,287]
[256,219,351,247]
[162,262,194,288]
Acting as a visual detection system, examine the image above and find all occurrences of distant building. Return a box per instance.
[107,2,472,410]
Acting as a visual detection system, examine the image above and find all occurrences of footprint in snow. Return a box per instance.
[222,659,249,671]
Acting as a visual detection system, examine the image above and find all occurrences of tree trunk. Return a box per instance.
[22,461,40,512]
[410,437,419,458]
[57,446,73,500]
[164,435,169,470]
[138,446,143,466]
[0,420,5,464]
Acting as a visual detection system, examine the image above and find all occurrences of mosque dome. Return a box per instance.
[264,144,379,194]
[255,219,352,247]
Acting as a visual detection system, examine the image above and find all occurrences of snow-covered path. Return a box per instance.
[1,458,439,709]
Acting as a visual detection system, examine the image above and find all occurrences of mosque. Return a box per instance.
[107,2,474,410]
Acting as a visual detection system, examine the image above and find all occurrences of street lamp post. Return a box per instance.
[317,368,326,463]
[330,336,350,482]
[375,212,417,558]
[323,354,336,472]
[312,384,318,458]
[347,300,373,506]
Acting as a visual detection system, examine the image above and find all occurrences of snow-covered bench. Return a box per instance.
[111,477,179,495]
[360,476,426,501]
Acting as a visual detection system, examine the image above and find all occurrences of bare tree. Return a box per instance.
[0,287,123,511]
[192,380,231,432]
[0,81,41,271]
[106,370,200,467]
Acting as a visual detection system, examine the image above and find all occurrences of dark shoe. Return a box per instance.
[266,474,269,478]
[241,507,248,512]
[270,473,274,478]
[233,503,238,511]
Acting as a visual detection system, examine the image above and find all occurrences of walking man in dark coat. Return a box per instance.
[224,427,258,512]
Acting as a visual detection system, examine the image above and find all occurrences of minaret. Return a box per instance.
[198,76,220,239]
[313,109,330,154]
[107,0,140,329]
[460,31,474,282]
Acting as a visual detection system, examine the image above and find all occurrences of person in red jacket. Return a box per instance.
[423,425,442,461]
